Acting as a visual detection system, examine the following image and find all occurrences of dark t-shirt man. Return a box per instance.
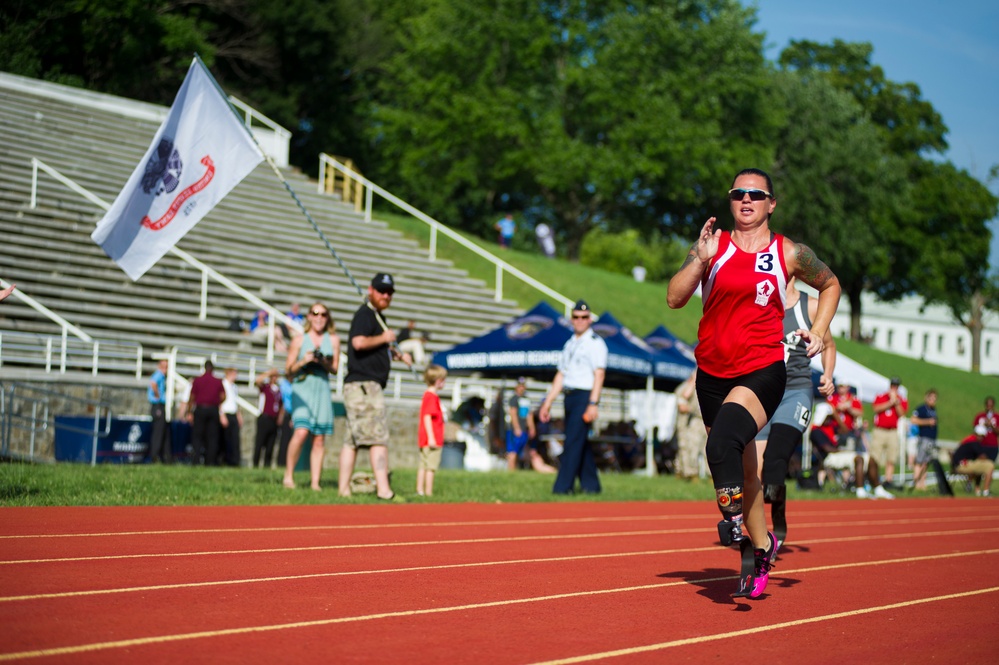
[346,304,392,387]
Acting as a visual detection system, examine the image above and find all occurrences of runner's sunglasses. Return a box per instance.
[727,188,772,201]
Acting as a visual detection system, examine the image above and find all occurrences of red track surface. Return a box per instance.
[1,498,997,664]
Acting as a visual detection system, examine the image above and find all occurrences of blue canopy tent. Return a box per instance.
[643,325,696,390]
[431,301,569,382]
[590,311,656,390]
[432,302,656,389]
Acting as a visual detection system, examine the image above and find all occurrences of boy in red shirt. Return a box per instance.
[417,365,448,497]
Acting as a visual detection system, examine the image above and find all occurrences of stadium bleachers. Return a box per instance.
[0,73,524,392]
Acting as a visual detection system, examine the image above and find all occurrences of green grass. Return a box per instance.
[378,209,991,442]
[0,461,948,507]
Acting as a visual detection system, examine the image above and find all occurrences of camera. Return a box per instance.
[312,350,326,364]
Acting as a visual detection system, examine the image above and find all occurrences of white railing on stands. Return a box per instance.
[227,96,291,169]
[0,279,145,376]
[317,153,575,315]
[28,158,302,363]
[0,330,143,378]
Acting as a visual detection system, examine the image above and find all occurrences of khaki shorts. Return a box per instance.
[343,381,389,449]
[419,446,443,472]
[870,427,899,468]
[956,459,995,479]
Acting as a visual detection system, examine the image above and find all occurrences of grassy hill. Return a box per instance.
[378,211,993,442]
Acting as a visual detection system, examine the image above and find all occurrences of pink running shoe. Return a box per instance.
[749,531,778,598]
[733,531,777,599]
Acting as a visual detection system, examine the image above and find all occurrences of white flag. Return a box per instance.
[92,58,264,280]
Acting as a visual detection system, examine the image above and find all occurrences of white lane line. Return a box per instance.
[0,504,989,540]
[1,550,997,662]
[1,530,997,603]
[525,586,999,664]
[4,521,999,566]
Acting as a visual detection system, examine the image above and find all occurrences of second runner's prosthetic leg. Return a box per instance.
[762,423,800,551]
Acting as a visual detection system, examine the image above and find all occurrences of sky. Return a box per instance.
[750,0,999,270]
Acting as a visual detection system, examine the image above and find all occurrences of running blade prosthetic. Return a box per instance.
[732,531,776,599]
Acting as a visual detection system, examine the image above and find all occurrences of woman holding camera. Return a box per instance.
[282,302,340,490]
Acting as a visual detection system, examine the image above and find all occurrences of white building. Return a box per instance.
[819,291,999,375]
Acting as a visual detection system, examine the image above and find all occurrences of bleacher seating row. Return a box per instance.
[0,73,525,394]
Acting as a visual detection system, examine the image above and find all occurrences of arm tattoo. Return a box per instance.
[679,245,699,271]
[794,243,834,286]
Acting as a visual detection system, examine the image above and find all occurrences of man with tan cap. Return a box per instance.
[540,300,607,494]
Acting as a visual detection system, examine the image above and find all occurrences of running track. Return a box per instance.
[1,498,997,663]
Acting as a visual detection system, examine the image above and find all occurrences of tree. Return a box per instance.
[767,71,909,338]
[368,0,776,257]
[777,39,998,352]
[778,40,948,156]
[0,0,245,103]
[890,161,998,371]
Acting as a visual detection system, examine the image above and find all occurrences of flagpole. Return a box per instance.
[191,55,413,370]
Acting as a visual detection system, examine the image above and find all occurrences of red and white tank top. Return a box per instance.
[695,231,789,378]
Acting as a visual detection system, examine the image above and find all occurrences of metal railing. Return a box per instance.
[1,382,112,465]
[0,330,143,377]
[28,158,302,363]
[227,96,291,168]
[317,153,575,314]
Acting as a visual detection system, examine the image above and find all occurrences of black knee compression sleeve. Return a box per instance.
[706,402,759,487]
[762,423,801,486]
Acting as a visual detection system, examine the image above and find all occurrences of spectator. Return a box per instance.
[187,360,225,465]
[417,364,447,497]
[280,302,305,341]
[910,389,939,490]
[0,282,15,302]
[673,370,704,480]
[286,302,305,327]
[147,358,171,463]
[535,223,556,258]
[339,273,412,501]
[488,388,507,456]
[248,309,287,353]
[828,382,863,448]
[973,396,998,461]
[397,319,428,366]
[495,213,516,249]
[952,432,995,496]
[871,377,907,494]
[282,302,340,491]
[506,377,535,471]
[253,368,284,468]
[276,373,294,468]
[808,403,841,475]
[539,299,608,495]
[220,367,243,466]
